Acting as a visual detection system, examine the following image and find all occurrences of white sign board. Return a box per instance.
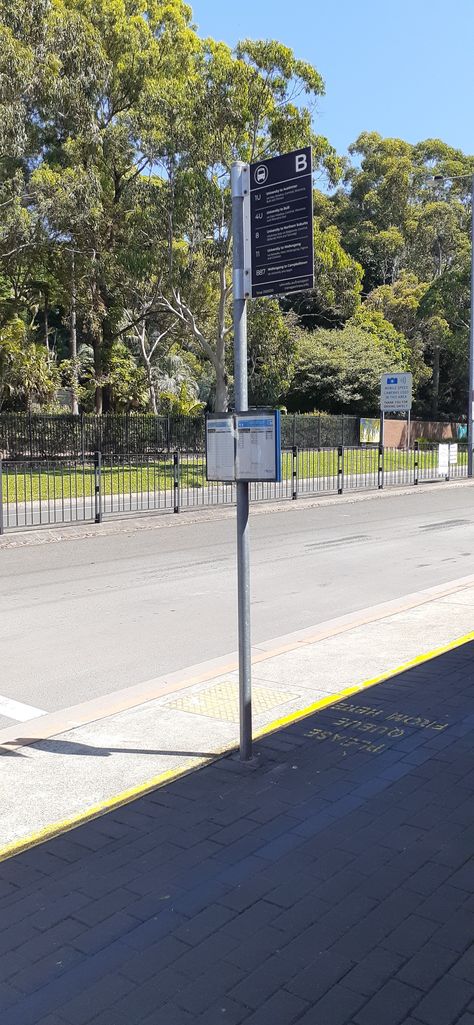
[380,373,413,412]
[449,443,458,465]
[438,444,449,476]
[206,416,235,481]
[206,411,281,483]
[235,413,280,482]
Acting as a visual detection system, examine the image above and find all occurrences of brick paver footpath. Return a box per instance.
[1,644,474,1025]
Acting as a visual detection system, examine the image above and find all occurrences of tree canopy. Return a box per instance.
[0,4,473,420]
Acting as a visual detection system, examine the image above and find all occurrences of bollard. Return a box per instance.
[338,445,344,494]
[292,446,298,500]
[414,441,419,486]
[94,450,102,523]
[378,444,384,490]
[172,453,179,512]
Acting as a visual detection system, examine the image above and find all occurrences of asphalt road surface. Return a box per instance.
[1,484,473,726]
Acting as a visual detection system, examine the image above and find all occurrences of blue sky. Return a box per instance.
[191,0,474,159]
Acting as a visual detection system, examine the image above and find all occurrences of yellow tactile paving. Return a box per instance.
[166,680,300,723]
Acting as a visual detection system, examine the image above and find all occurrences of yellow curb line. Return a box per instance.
[255,629,474,738]
[1,628,473,864]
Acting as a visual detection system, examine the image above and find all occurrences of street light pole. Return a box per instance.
[431,172,474,476]
[469,173,474,477]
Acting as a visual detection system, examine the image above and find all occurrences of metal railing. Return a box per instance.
[0,456,97,531]
[0,411,360,460]
[0,443,468,534]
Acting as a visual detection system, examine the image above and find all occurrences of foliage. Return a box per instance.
[158,382,205,416]
[0,1,473,419]
[282,215,363,329]
[246,299,299,406]
[0,318,59,409]
[105,342,148,412]
[288,314,410,413]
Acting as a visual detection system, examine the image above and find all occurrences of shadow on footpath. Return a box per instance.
[0,641,474,1025]
[0,738,216,759]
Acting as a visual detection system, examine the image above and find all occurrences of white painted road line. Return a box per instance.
[0,696,46,722]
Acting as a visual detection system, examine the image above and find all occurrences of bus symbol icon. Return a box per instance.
[254,165,268,185]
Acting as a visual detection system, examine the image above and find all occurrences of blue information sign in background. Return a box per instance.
[249,147,314,298]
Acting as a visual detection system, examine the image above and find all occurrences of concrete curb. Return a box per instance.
[1,629,473,864]
[1,478,472,549]
[2,570,474,752]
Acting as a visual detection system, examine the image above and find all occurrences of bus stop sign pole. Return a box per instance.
[231,160,252,761]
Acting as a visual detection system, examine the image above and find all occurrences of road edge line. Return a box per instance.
[4,572,474,752]
[1,629,473,864]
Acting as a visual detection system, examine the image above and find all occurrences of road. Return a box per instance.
[0,483,473,727]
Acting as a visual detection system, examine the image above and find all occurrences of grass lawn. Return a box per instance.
[1,447,467,503]
[2,459,190,504]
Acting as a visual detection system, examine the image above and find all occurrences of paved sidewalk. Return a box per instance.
[2,575,474,851]
[1,638,474,1024]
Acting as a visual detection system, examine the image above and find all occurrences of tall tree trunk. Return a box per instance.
[94,337,103,414]
[100,317,114,414]
[70,254,79,415]
[138,322,157,413]
[146,363,157,413]
[214,363,228,411]
[431,342,440,419]
[90,256,104,414]
[44,287,50,357]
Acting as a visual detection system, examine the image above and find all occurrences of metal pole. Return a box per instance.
[173,452,180,514]
[469,173,474,477]
[380,411,385,488]
[292,446,298,500]
[407,410,411,452]
[94,450,102,523]
[231,161,252,761]
[338,445,343,494]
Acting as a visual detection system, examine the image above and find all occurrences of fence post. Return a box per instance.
[414,441,419,486]
[338,445,344,494]
[94,450,102,523]
[318,412,321,449]
[292,446,298,500]
[378,444,384,490]
[0,458,3,535]
[173,452,180,513]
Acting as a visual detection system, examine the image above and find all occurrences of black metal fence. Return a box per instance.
[0,442,467,533]
[0,412,360,460]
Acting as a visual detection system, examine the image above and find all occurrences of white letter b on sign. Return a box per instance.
[295,153,307,173]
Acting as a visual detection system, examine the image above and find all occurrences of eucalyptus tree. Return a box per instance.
[149,38,338,409]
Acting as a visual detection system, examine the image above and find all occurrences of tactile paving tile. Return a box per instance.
[166,680,299,723]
